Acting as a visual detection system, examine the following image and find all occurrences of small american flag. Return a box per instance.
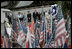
[17,19,26,46]
[3,23,9,48]
[39,20,45,47]
[39,8,45,47]
[30,21,35,48]
[55,4,66,48]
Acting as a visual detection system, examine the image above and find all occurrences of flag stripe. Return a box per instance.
[56,31,66,40]
[39,39,43,43]
[60,37,62,46]
[57,21,65,28]
[62,36,65,45]
[56,26,65,35]
[56,29,66,39]
[56,23,65,33]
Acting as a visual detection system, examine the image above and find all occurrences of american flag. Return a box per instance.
[3,24,9,48]
[29,21,35,48]
[35,20,40,48]
[55,4,66,48]
[35,31,40,48]
[39,8,46,47]
[25,27,29,48]
[35,20,40,41]
[11,19,19,44]
[36,28,40,41]
[26,26,32,48]
[17,19,26,46]
[39,20,45,47]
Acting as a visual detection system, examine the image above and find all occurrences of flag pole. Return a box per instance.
[3,21,7,48]
[4,21,9,48]
[41,5,45,47]
[3,21,6,48]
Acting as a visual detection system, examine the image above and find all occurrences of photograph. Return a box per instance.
[1,1,71,48]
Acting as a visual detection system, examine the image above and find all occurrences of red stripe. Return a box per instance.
[60,38,62,46]
[16,22,18,34]
[19,32,22,36]
[57,21,65,28]
[56,26,65,35]
[21,34,25,38]
[22,38,26,42]
[37,30,40,40]
[37,30,39,36]
[26,40,29,48]
[56,31,66,41]
[44,32,46,39]
[31,36,35,39]
[56,40,59,48]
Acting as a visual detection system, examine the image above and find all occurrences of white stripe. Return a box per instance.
[39,39,43,42]
[17,33,25,43]
[29,33,32,48]
[62,36,65,45]
[56,23,65,34]
[21,36,25,40]
[66,34,69,38]
[58,39,61,46]
[21,33,24,37]
[40,32,43,35]
[41,32,43,34]
[56,28,66,38]
[57,18,64,27]
[17,35,21,41]
[40,35,43,38]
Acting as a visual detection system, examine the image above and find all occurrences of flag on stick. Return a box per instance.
[55,4,67,48]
